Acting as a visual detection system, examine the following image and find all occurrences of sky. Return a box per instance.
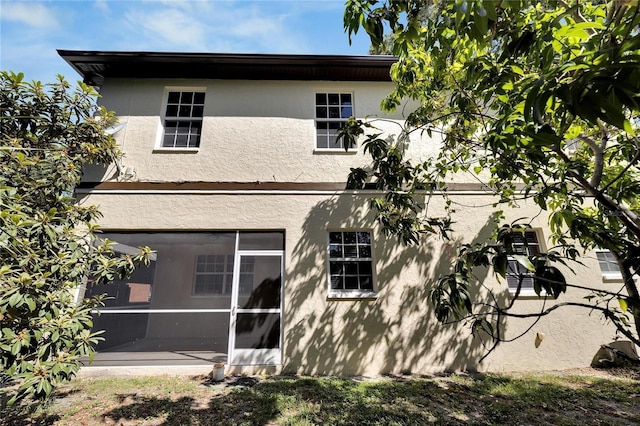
[0,0,373,83]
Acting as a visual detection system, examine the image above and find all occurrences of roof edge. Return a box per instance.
[57,50,397,85]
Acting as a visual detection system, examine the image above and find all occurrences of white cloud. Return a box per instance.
[124,7,209,50]
[0,2,60,29]
[94,0,109,12]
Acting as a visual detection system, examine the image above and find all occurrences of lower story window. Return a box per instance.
[328,231,374,295]
[194,254,234,295]
[507,230,541,295]
[596,249,622,280]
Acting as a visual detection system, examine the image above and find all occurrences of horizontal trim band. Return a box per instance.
[76,181,502,193]
[91,309,231,314]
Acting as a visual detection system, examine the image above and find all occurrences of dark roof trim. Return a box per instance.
[57,50,397,86]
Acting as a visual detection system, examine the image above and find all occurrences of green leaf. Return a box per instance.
[623,119,636,137]
[619,298,628,312]
[513,255,535,272]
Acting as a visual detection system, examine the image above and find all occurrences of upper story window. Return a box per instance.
[162,91,205,149]
[315,93,354,150]
[507,230,541,296]
[328,231,375,298]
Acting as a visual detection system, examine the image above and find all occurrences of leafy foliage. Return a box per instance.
[0,72,152,405]
[344,1,640,352]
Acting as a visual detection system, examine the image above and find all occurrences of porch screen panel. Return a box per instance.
[237,255,282,309]
[234,313,280,349]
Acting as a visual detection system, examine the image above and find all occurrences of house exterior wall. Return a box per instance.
[77,74,622,374]
[78,189,618,374]
[85,79,439,184]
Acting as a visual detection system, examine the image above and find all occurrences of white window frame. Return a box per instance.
[314,92,357,153]
[326,230,377,299]
[507,229,545,297]
[193,254,235,296]
[193,254,255,297]
[155,87,206,152]
[595,249,623,282]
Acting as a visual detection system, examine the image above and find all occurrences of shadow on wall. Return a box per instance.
[283,195,505,375]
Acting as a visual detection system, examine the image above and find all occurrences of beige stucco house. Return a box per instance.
[59,50,623,375]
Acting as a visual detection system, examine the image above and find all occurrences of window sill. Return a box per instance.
[509,289,548,298]
[314,149,358,155]
[327,290,377,300]
[153,148,200,153]
[602,273,623,283]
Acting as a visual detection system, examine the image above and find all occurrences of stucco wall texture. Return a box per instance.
[78,77,623,374]
[79,190,618,375]
[85,79,442,183]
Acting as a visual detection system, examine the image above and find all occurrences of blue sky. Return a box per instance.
[0,0,373,83]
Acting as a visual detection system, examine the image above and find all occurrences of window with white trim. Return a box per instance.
[162,91,205,148]
[328,231,374,294]
[315,93,354,150]
[194,254,256,296]
[194,254,234,295]
[596,249,622,279]
[507,230,541,295]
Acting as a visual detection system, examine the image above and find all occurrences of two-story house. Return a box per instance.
[59,50,623,375]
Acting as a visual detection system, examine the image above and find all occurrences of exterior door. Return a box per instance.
[229,251,283,365]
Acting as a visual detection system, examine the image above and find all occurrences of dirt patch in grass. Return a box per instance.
[3,368,639,425]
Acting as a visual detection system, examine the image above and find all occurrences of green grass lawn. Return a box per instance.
[3,369,639,425]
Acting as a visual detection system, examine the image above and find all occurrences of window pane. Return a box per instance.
[164,120,178,134]
[328,135,341,149]
[316,107,328,118]
[328,122,342,131]
[341,106,353,118]
[341,93,352,104]
[344,276,359,289]
[344,262,358,275]
[343,232,357,244]
[175,134,189,147]
[329,232,342,244]
[165,104,179,117]
[329,244,343,258]
[329,107,340,118]
[317,136,328,149]
[192,105,204,117]
[330,275,343,289]
[316,93,327,105]
[180,92,193,103]
[358,262,372,275]
[188,135,201,148]
[193,92,205,104]
[328,93,340,105]
[343,245,358,258]
[329,262,343,275]
[167,92,180,103]
[162,134,176,147]
[357,232,371,244]
[179,105,192,117]
[238,232,284,250]
[316,122,328,132]
[359,246,371,258]
[359,276,373,290]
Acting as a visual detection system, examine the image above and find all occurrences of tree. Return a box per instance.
[343,0,640,355]
[0,72,152,406]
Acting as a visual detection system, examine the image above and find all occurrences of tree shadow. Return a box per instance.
[75,374,640,425]
[283,195,506,375]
